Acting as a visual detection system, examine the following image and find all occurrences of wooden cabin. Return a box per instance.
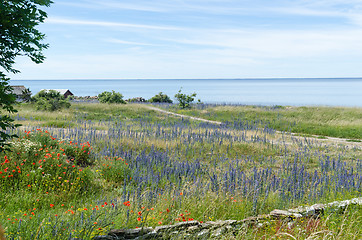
[41,89,74,98]
[10,85,31,101]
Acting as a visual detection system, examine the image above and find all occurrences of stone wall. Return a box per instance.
[91,197,362,240]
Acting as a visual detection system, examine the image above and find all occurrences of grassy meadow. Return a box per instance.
[0,102,361,239]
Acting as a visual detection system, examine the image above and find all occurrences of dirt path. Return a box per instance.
[146,106,223,125]
[146,105,362,149]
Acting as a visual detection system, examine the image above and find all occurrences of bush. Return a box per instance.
[0,129,94,193]
[32,90,71,111]
[174,89,197,109]
[149,92,173,103]
[127,97,146,103]
[98,90,126,104]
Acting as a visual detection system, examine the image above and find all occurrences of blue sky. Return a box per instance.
[10,0,362,79]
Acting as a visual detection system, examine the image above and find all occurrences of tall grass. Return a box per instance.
[1,102,361,239]
[166,104,362,139]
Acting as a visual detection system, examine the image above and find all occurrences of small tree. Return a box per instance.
[149,92,173,103]
[174,88,197,109]
[98,90,126,104]
[32,90,71,111]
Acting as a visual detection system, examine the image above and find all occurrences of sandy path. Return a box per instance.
[146,106,223,125]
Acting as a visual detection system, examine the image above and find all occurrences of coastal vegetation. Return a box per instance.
[97,91,126,104]
[149,92,173,103]
[32,90,71,111]
[167,104,362,140]
[174,88,198,109]
[0,102,361,239]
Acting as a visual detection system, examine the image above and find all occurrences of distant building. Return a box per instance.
[41,89,74,98]
[10,85,31,101]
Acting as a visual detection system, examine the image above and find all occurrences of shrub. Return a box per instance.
[174,89,197,109]
[32,90,71,111]
[0,129,94,193]
[63,141,94,166]
[127,97,146,103]
[149,92,173,103]
[98,90,126,104]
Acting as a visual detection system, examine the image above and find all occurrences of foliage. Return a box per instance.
[20,88,32,102]
[32,90,71,111]
[0,0,53,74]
[0,129,94,194]
[98,90,126,104]
[174,88,197,109]
[0,73,20,151]
[149,92,173,103]
[0,0,52,150]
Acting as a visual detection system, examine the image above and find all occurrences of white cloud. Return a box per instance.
[105,38,162,46]
[10,0,362,79]
[46,17,183,31]
[159,27,362,60]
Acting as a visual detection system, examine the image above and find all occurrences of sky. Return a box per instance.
[9,0,362,79]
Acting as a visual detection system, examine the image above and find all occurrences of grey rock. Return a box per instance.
[108,227,153,239]
[94,197,362,240]
[187,225,201,234]
[196,229,210,239]
[155,221,200,233]
[93,236,118,240]
[210,226,227,238]
[134,231,158,240]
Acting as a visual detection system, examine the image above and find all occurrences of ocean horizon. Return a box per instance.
[9,78,362,107]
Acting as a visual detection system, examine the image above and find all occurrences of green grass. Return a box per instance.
[1,102,361,239]
[168,105,362,139]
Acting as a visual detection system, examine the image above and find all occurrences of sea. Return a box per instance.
[9,78,362,107]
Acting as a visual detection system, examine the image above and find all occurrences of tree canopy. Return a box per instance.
[0,0,52,74]
[174,88,197,109]
[0,0,52,150]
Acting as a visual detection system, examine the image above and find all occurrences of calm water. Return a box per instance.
[9,78,362,107]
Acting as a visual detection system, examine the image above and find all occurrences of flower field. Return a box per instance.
[0,103,361,239]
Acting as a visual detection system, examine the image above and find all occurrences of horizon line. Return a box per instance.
[10,77,362,81]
